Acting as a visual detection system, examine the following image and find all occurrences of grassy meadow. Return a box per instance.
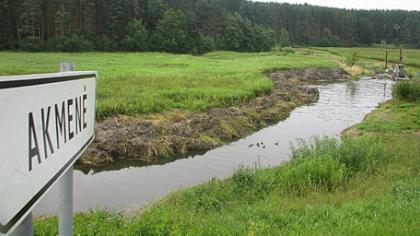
[0,48,420,119]
[2,48,419,119]
[0,50,335,119]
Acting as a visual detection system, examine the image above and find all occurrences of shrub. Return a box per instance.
[194,36,215,55]
[19,36,45,51]
[232,166,255,192]
[344,51,359,70]
[278,28,291,47]
[97,36,120,51]
[53,34,94,52]
[121,20,149,51]
[271,45,295,55]
[151,9,189,53]
[282,47,295,54]
[392,81,420,102]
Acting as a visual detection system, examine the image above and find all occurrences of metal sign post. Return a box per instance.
[59,63,75,236]
[0,64,96,236]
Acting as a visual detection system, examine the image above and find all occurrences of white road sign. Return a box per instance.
[0,71,96,234]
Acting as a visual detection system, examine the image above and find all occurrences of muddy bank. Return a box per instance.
[77,68,349,169]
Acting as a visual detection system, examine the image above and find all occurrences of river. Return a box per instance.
[34,78,393,215]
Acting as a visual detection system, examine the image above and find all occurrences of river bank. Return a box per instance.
[35,77,391,215]
[77,68,349,169]
[34,81,420,235]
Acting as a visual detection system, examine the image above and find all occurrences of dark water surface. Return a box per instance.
[35,79,393,215]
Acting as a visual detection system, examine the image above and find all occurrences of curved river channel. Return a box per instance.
[35,78,394,215]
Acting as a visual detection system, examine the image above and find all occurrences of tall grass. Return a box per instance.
[0,51,335,119]
[36,134,419,235]
[2,49,419,118]
[392,81,420,102]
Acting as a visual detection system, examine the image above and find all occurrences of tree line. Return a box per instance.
[0,0,419,53]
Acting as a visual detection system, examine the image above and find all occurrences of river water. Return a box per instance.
[34,78,393,215]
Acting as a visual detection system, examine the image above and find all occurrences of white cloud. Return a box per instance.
[253,0,420,11]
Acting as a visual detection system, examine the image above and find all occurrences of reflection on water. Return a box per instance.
[35,79,394,215]
[346,80,358,97]
[76,149,209,175]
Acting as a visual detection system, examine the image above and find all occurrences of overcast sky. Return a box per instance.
[254,0,420,11]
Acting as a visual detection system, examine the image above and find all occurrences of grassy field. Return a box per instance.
[0,51,336,119]
[3,48,419,120]
[316,47,420,77]
[34,82,420,235]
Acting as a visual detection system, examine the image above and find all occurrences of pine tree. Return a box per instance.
[122,20,149,51]
[0,0,419,52]
[151,9,188,53]
[278,28,290,47]
[20,0,42,38]
[0,0,8,49]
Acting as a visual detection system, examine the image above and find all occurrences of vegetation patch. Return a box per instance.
[0,51,335,119]
[346,101,419,134]
[35,99,420,235]
[392,80,420,102]
[79,68,348,170]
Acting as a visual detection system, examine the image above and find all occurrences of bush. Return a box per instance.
[232,167,255,192]
[52,34,94,52]
[19,36,45,51]
[96,36,120,51]
[151,9,189,53]
[344,51,359,70]
[282,47,295,54]
[278,28,291,47]
[194,36,215,55]
[270,45,295,55]
[392,81,420,102]
[121,20,149,51]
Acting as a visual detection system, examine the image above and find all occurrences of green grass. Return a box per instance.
[0,51,335,119]
[352,80,420,133]
[392,80,420,102]
[34,99,420,235]
[319,47,420,77]
[353,101,420,133]
[1,49,419,119]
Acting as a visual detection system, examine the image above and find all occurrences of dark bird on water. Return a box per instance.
[274,142,279,146]
[262,145,266,149]
[256,143,260,147]
[249,144,254,148]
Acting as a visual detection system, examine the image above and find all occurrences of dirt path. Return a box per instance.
[76,68,349,170]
